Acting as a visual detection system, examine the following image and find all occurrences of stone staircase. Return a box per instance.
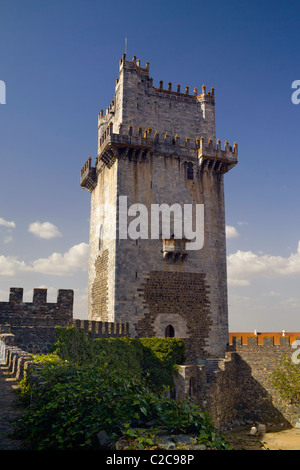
[203,357,225,383]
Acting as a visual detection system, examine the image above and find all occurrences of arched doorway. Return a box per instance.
[165,324,175,338]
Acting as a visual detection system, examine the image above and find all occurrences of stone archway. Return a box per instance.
[165,324,175,338]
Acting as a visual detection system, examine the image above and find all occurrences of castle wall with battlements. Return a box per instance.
[225,335,300,427]
[1,297,299,429]
[0,288,129,354]
[0,287,73,325]
[174,334,300,428]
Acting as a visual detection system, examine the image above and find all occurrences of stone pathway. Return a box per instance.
[261,428,300,450]
[0,364,24,450]
[224,425,300,450]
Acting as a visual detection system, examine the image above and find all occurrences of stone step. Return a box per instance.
[204,358,223,383]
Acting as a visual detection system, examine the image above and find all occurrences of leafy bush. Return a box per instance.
[140,337,185,389]
[15,357,230,450]
[48,327,91,364]
[15,359,155,449]
[269,354,300,403]
[49,327,185,391]
[13,327,231,450]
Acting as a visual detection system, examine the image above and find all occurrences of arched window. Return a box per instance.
[165,324,175,337]
[187,162,194,180]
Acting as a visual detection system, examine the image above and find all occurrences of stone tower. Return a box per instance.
[81,54,238,363]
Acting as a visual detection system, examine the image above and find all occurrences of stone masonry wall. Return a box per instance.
[0,287,73,353]
[172,335,300,429]
[87,158,118,322]
[0,287,74,324]
[113,150,229,360]
[91,249,109,321]
[225,336,300,427]
[98,54,216,154]
[136,271,212,364]
[0,288,129,354]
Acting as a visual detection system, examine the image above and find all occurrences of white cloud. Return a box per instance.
[279,297,300,309]
[28,221,62,239]
[263,290,280,297]
[0,217,16,228]
[0,242,88,277]
[31,242,89,275]
[4,236,13,244]
[228,278,250,287]
[227,240,300,286]
[23,285,58,302]
[0,255,28,276]
[226,225,240,239]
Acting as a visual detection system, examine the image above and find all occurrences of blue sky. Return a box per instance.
[0,0,300,331]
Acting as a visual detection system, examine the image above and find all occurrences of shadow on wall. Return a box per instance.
[208,353,292,429]
[174,352,293,429]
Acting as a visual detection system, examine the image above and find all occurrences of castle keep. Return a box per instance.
[0,55,298,431]
[81,53,238,363]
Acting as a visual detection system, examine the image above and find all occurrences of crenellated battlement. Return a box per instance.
[73,319,129,338]
[0,287,130,355]
[1,287,73,309]
[96,53,218,158]
[198,137,238,172]
[80,156,97,191]
[81,126,238,191]
[97,129,237,164]
[229,335,300,348]
[229,332,300,348]
[118,53,214,102]
[152,80,214,102]
[0,287,74,323]
[119,53,150,75]
[0,287,73,354]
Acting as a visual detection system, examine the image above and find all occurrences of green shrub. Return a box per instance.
[49,327,185,392]
[15,358,153,449]
[13,327,231,450]
[269,354,300,403]
[89,337,145,375]
[48,326,91,364]
[140,337,185,389]
[15,356,230,450]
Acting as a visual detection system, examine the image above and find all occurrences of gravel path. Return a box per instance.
[0,365,24,450]
[262,428,300,450]
[224,425,300,450]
